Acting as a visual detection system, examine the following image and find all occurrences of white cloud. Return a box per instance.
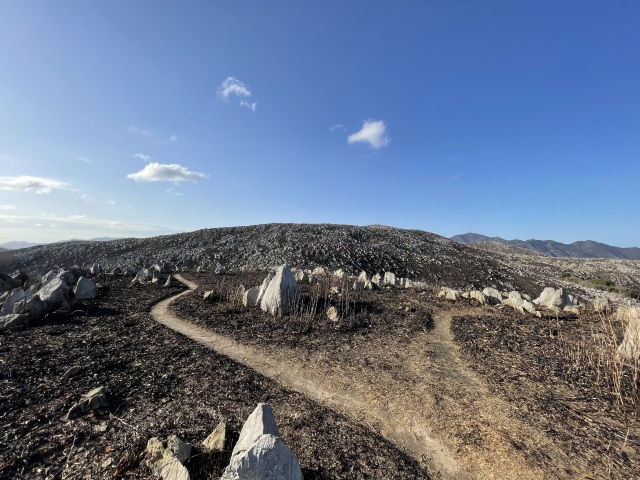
[217,77,252,100]
[104,200,116,206]
[68,214,87,220]
[0,204,16,211]
[169,134,178,142]
[76,193,95,203]
[129,125,152,138]
[239,100,257,112]
[347,119,389,149]
[126,162,208,183]
[330,124,346,132]
[133,153,151,162]
[217,77,256,112]
[0,175,70,194]
[77,156,94,164]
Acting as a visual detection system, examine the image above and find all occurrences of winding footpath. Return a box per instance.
[151,275,572,480]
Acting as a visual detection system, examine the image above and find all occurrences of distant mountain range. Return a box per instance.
[451,233,640,260]
[0,238,120,250]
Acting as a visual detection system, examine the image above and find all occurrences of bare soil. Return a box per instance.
[0,275,429,479]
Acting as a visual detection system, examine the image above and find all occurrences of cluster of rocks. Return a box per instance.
[243,265,299,316]
[130,262,175,288]
[0,267,98,329]
[145,403,301,480]
[438,285,584,318]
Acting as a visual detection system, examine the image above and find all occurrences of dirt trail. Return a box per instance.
[152,276,562,479]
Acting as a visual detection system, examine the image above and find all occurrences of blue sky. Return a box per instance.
[1,1,639,246]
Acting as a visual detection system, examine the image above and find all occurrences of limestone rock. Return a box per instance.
[534,287,575,311]
[74,276,97,300]
[482,287,503,305]
[37,278,70,312]
[146,435,191,480]
[294,270,307,283]
[438,287,461,301]
[311,266,326,276]
[592,297,612,314]
[468,290,487,305]
[89,264,103,276]
[67,386,109,419]
[333,269,347,280]
[618,308,640,361]
[163,276,173,288]
[243,286,260,307]
[202,420,227,453]
[0,288,25,316]
[221,434,303,480]
[326,306,340,322]
[371,273,383,286]
[259,265,298,316]
[222,403,302,480]
[384,272,397,286]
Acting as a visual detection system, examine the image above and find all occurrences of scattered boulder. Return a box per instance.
[146,435,191,480]
[37,278,70,313]
[0,288,25,316]
[384,272,397,286]
[259,265,299,316]
[438,287,461,301]
[243,286,260,307]
[294,270,307,283]
[74,276,97,300]
[311,266,327,277]
[334,269,347,280]
[89,264,103,276]
[371,273,383,286]
[618,308,640,361]
[221,403,302,480]
[504,291,540,317]
[465,290,487,305]
[151,270,164,284]
[534,287,576,311]
[10,270,29,287]
[215,264,226,275]
[67,386,109,419]
[163,276,173,288]
[326,306,340,322]
[482,287,503,306]
[202,420,227,453]
[592,297,613,315]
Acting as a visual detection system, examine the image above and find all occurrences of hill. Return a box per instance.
[451,233,640,260]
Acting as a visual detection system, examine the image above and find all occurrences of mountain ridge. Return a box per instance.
[451,233,640,260]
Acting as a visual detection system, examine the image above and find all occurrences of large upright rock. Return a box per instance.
[383,272,397,286]
[618,308,640,361]
[438,287,461,301]
[146,435,191,480]
[0,288,25,316]
[534,287,575,311]
[37,278,70,312]
[74,277,97,300]
[221,403,302,480]
[259,265,298,316]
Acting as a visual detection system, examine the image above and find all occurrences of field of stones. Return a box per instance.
[1,223,639,479]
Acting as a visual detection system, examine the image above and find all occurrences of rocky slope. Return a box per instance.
[1,223,639,302]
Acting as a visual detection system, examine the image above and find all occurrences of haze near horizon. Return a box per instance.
[1,1,639,246]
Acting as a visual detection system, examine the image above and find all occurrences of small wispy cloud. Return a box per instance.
[103,200,116,206]
[77,156,94,164]
[169,134,178,142]
[133,153,151,162]
[217,77,256,112]
[68,214,87,220]
[126,163,208,183]
[0,204,16,211]
[76,193,95,203]
[330,124,346,132]
[129,125,153,138]
[0,176,70,194]
[347,119,389,149]
[239,100,257,112]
